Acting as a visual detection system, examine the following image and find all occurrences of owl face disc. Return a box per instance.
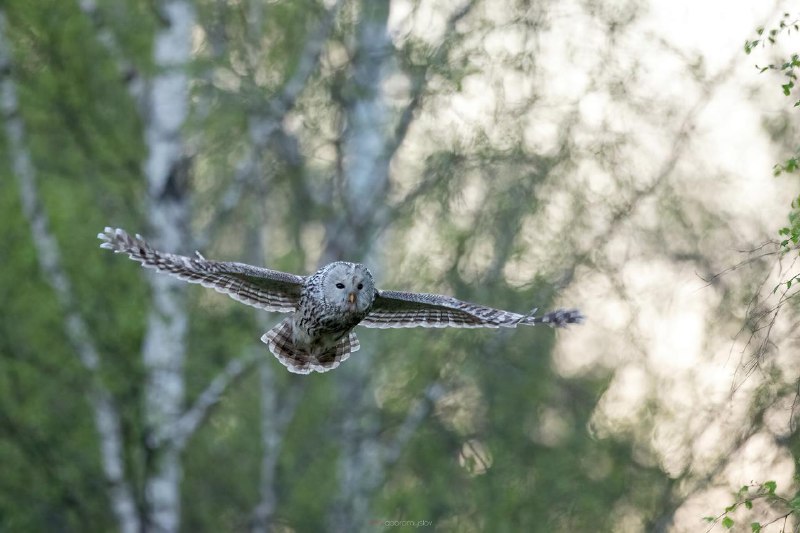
[320,262,375,315]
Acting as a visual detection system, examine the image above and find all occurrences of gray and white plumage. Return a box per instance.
[99,227,584,374]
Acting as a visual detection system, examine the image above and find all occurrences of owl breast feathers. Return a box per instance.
[98,227,584,374]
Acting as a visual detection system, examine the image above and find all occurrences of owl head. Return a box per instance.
[321,262,375,314]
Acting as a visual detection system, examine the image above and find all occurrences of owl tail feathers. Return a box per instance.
[261,319,360,375]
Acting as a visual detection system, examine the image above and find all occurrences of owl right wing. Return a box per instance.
[98,227,304,312]
[361,289,584,329]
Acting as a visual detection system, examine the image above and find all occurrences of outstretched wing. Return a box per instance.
[98,227,304,313]
[360,289,584,329]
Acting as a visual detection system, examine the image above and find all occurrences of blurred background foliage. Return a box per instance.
[1,0,799,531]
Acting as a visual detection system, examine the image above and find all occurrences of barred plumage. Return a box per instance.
[99,227,584,374]
[98,227,303,312]
[263,318,359,374]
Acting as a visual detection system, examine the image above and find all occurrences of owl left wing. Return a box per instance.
[99,227,304,312]
[361,290,584,329]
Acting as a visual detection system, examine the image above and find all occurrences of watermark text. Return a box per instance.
[370,519,433,528]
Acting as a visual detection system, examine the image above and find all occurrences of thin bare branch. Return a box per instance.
[386,0,479,157]
[250,368,306,533]
[250,0,345,145]
[168,348,261,451]
[200,0,344,245]
[696,246,782,288]
[383,382,444,466]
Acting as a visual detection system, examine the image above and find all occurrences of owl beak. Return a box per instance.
[348,292,356,304]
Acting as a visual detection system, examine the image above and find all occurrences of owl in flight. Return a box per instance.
[99,227,584,374]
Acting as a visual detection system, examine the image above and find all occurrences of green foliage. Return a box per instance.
[745,13,800,106]
[0,172,118,530]
[746,14,800,295]
[704,479,800,532]
[0,0,685,530]
[776,194,800,291]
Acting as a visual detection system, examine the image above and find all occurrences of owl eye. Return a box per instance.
[357,283,363,290]
[335,283,345,289]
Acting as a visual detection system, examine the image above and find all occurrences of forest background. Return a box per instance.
[1,0,799,531]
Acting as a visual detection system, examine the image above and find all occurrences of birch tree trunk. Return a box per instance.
[0,10,140,533]
[326,1,393,530]
[140,2,195,531]
[248,224,306,533]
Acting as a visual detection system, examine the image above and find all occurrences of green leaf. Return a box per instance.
[763,480,777,494]
[703,516,717,523]
[745,40,760,54]
[789,494,800,510]
[722,516,735,529]
[781,240,790,247]
[751,522,762,532]
[744,499,753,509]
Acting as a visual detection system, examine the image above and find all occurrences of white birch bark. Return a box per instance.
[326,2,393,531]
[251,361,306,533]
[0,11,140,533]
[250,360,280,533]
[325,2,479,528]
[140,2,195,532]
[226,6,344,524]
[244,220,307,532]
